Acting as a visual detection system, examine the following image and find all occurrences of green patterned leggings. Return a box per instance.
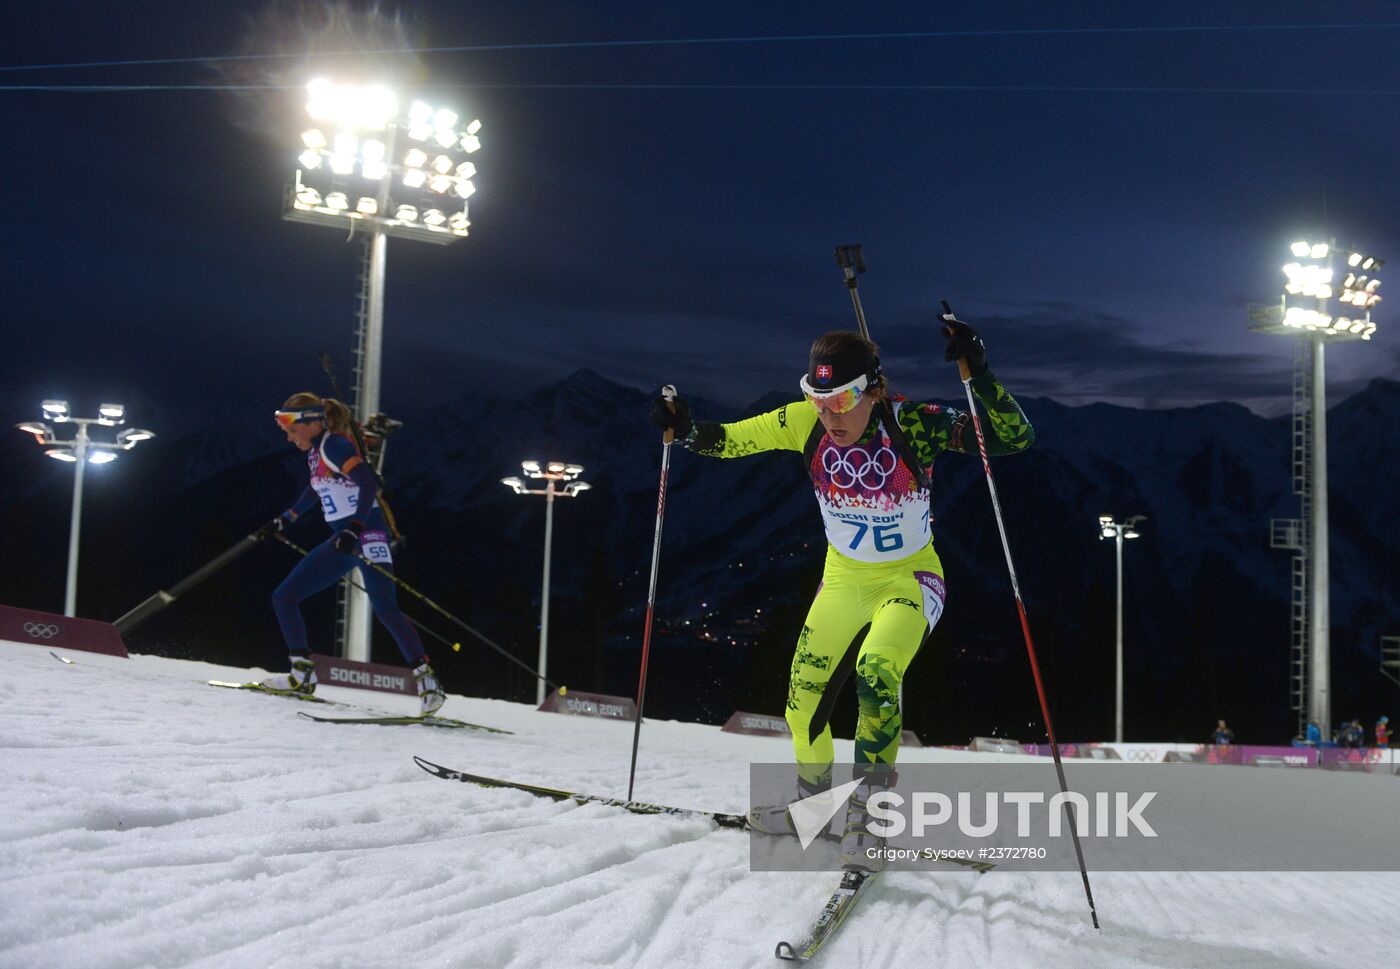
[786,543,946,789]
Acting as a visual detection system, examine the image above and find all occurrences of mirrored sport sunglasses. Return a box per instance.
[799,374,868,415]
[274,407,326,430]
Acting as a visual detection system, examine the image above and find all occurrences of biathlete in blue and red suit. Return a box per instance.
[258,392,445,715]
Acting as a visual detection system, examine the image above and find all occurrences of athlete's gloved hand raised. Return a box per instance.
[332,520,364,555]
[256,513,292,540]
[942,317,987,375]
[649,393,693,440]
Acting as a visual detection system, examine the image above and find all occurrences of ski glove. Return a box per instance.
[256,513,293,540]
[942,317,987,375]
[649,394,694,440]
[332,520,364,555]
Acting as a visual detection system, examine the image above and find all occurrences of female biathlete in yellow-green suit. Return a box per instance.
[650,317,1034,868]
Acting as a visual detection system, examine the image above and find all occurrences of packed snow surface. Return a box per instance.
[1,643,1394,969]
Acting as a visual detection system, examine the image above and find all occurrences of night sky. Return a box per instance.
[2,2,1397,436]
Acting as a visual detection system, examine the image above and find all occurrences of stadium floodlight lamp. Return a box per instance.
[284,80,481,246]
[19,400,154,616]
[1249,237,1386,732]
[281,77,485,662]
[503,458,592,704]
[1098,514,1146,741]
[117,428,155,446]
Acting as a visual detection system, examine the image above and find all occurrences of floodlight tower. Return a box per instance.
[283,79,482,662]
[502,462,592,705]
[1098,515,1144,743]
[15,401,155,617]
[1249,239,1382,736]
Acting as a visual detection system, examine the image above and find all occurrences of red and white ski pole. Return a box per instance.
[626,384,678,801]
[942,301,1101,930]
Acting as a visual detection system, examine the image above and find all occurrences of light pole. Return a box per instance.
[283,79,483,662]
[1098,514,1144,743]
[502,462,591,705]
[1249,239,1383,736]
[16,401,155,617]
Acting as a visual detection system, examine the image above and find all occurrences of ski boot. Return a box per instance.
[414,660,446,716]
[840,768,898,872]
[260,656,317,696]
[747,774,831,837]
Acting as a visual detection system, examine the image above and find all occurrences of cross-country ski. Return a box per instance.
[300,712,512,733]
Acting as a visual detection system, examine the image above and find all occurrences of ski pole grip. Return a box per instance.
[660,384,678,445]
[940,300,973,382]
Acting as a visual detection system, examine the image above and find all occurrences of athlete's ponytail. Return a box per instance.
[282,392,355,436]
[320,398,353,436]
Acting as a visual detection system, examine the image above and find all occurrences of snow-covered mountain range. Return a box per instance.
[3,373,1396,745]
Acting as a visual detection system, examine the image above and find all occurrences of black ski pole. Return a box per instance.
[114,533,264,635]
[626,384,678,801]
[269,532,556,691]
[834,244,870,340]
[941,299,1101,930]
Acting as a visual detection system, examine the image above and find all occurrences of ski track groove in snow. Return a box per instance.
[2,644,1398,969]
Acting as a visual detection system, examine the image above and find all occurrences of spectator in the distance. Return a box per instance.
[1375,715,1392,748]
[1211,719,1235,745]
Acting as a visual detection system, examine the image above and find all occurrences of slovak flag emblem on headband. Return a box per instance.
[815,364,832,383]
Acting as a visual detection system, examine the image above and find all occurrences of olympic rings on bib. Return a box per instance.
[821,444,898,490]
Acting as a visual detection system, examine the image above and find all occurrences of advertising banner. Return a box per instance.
[725,710,921,747]
[309,653,417,696]
[0,604,128,658]
[537,687,638,721]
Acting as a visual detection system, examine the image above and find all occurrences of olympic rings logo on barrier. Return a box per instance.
[821,444,898,490]
[23,622,61,640]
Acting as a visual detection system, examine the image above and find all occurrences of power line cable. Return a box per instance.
[1,22,1396,74]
